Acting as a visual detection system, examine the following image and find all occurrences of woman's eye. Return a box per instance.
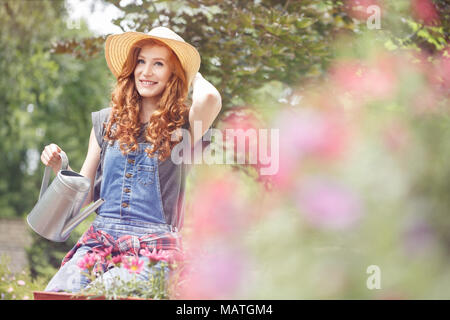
[137,59,163,66]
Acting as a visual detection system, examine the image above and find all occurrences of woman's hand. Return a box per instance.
[41,143,63,175]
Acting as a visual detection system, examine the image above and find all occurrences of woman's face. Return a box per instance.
[134,44,173,99]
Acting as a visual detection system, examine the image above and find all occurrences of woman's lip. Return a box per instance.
[140,80,158,87]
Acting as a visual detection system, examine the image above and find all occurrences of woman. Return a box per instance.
[41,27,221,293]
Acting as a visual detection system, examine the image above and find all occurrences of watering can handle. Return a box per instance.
[38,151,69,200]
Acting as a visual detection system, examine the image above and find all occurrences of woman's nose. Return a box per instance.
[142,63,153,76]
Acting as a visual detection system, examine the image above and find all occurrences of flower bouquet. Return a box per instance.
[35,248,183,300]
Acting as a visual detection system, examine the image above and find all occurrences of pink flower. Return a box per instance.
[330,57,396,102]
[431,48,450,91]
[76,252,97,271]
[219,108,268,175]
[93,246,113,261]
[17,280,25,286]
[411,0,440,26]
[344,0,382,21]
[140,248,171,264]
[178,245,248,299]
[188,176,249,242]
[122,255,144,274]
[295,178,362,230]
[110,254,123,266]
[272,109,352,189]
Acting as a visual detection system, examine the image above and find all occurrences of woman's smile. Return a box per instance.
[139,80,158,87]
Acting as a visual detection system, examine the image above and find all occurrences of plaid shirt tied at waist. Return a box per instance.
[61,225,182,268]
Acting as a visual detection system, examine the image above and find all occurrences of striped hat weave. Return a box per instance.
[105,27,201,88]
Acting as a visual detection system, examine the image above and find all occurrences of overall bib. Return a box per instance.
[45,140,181,293]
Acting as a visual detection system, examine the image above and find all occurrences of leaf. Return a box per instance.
[296,18,315,28]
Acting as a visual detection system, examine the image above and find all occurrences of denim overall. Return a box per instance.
[45,140,179,293]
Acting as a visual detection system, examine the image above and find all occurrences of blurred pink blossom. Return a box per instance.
[286,112,349,158]
[295,178,362,230]
[177,246,247,299]
[220,108,263,134]
[411,87,440,114]
[188,176,248,242]
[220,108,271,180]
[432,48,450,92]
[344,0,382,21]
[397,50,447,114]
[411,0,440,26]
[330,57,396,102]
[273,109,351,188]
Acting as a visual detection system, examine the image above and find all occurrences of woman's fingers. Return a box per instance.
[49,143,61,155]
[48,144,61,164]
[40,152,49,166]
[41,144,62,167]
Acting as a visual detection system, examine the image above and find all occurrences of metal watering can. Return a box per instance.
[27,151,104,242]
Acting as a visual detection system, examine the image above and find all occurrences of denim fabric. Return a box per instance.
[44,216,173,293]
[92,108,190,231]
[98,141,166,224]
[45,141,177,293]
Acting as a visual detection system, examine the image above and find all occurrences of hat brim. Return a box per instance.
[105,32,201,88]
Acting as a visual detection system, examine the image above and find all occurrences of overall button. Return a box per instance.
[121,202,129,208]
[128,159,135,164]
[123,187,131,193]
[125,173,132,178]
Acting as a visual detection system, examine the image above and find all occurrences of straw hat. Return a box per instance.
[105,27,201,88]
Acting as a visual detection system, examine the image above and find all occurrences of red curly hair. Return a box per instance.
[104,38,190,161]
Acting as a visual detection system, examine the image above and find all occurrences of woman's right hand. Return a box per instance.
[41,143,63,174]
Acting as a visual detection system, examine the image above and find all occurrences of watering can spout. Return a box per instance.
[61,198,105,239]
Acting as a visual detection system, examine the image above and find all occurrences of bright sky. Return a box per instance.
[65,0,126,35]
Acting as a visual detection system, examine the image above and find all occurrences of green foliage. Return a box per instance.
[0,0,112,219]
[377,1,448,54]
[0,255,47,300]
[100,0,351,110]
[0,0,113,280]
[49,0,449,119]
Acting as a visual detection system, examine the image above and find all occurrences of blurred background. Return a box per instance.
[0,0,449,299]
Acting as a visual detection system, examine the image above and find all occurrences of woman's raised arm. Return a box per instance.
[188,72,222,146]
